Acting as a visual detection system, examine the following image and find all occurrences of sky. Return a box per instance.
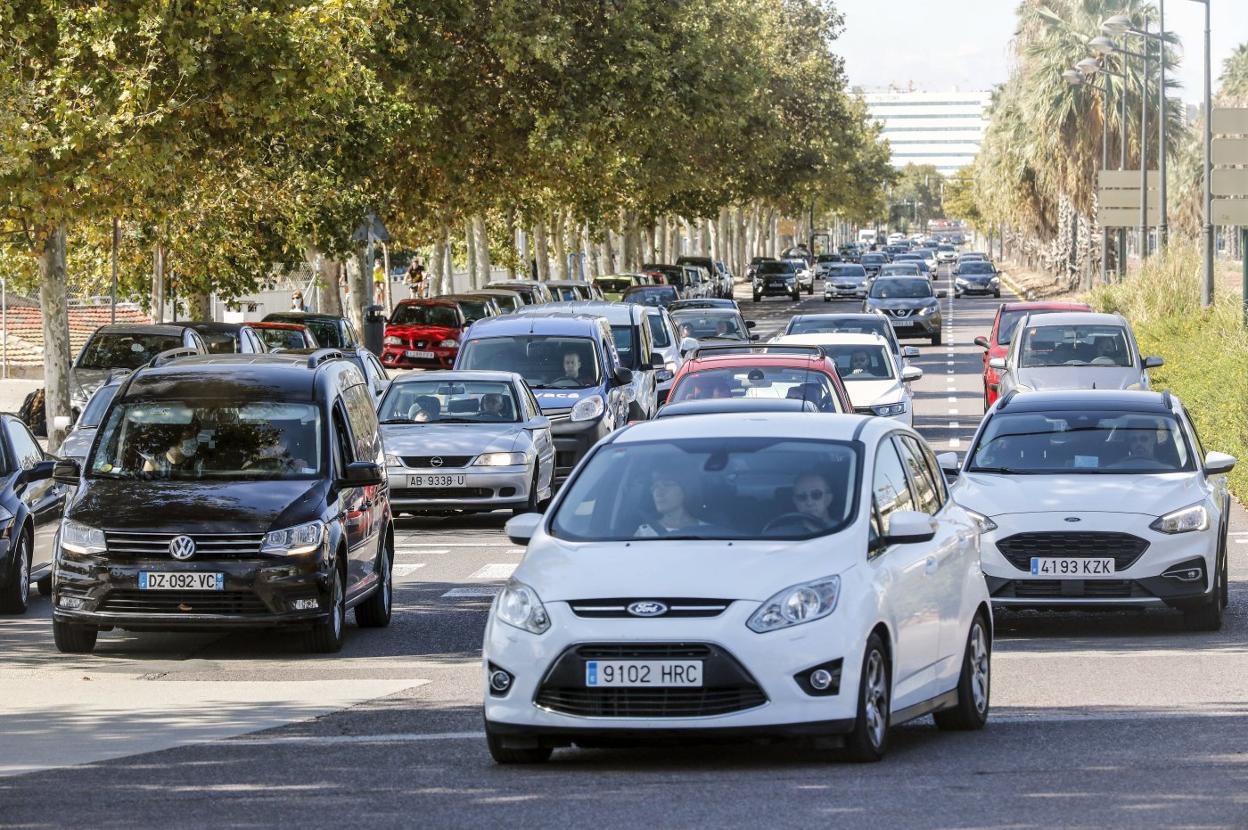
[833,0,1247,104]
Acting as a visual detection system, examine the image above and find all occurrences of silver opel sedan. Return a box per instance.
[378,371,555,515]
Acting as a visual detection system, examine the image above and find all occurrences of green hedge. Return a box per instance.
[1087,244,1248,502]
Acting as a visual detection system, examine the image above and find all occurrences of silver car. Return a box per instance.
[378,371,555,515]
[991,312,1164,399]
[641,306,682,404]
[57,372,129,464]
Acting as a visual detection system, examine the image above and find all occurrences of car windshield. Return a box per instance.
[550,437,860,541]
[787,318,891,343]
[477,294,519,313]
[880,265,920,276]
[1019,325,1132,368]
[646,313,671,347]
[379,380,520,424]
[824,345,894,380]
[198,330,240,354]
[257,327,311,350]
[669,366,838,411]
[270,316,342,347]
[829,266,866,278]
[77,333,184,370]
[861,255,886,264]
[817,254,840,263]
[969,410,1192,474]
[938,245,955,252]
[457,335,601,389]
[457,300,492,322]
[997,308,1075,345]
[671,311,748,341]
[625,287,676,307]
[550,286,580,301]
[79,383,121,427]
[757,262,794,275]
[595,279,632,293]
[391,304,459,328]
[959,262,996,275]
[870,278,932,299]
[89,400,322,480]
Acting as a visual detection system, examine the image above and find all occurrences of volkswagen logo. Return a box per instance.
[169,535,196,560]
[430,457,444,468]
[627,601,668,617]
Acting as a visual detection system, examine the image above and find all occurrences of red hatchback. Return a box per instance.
[382,297,494,370]
[974,301,1092,407]
[666,345,853,413]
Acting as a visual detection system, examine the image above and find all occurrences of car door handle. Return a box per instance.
[924,556,938,575]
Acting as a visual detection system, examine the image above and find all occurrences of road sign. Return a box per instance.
[1096,169,1160,228]
[1212,139,1248,166]
[1098,170,1160,189]
[1099,189,1151,209]
[1098,206,1159,227]
[1211,108,1248,135]
[1212,199,1248,225]
[351,211,390,243]
[1212,169,1248,197]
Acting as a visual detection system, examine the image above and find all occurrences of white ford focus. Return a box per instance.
[484,413,991,763]
[945,390,1235,630]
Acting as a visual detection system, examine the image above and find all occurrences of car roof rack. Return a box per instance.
[306,348,345,369]
[689,344,826,360]
[147,346,201,368]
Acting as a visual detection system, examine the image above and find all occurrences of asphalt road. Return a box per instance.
[3,269,1247,828]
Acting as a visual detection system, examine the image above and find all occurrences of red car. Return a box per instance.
[666,345,853,413]
[381,296,495,370]
[974,301,1092,407]
[251,321,319,351]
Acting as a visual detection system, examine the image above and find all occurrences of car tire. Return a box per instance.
[0,531,32,614]
[931,332,942,346]
[355,539,393,629]
[53,619,98,654]
[1184,545,1226,632]
[752,294,761,303]
[486,724,553,764]
[515,470,541,516]
[806,284,813,295]
[934,613,991,731]
[306,560,346,653]
[36,575,52,596]
[844,632,890,763]
[993,290,1001,298]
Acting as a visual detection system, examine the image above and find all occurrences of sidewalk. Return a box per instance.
[0,378,41,414]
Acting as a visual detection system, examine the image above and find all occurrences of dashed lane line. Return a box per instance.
[468,563,518,580]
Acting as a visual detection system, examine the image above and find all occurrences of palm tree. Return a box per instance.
[1220,43,1248,103]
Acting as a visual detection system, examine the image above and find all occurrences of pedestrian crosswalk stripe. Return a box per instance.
[469,563,517,580]
[394,564,426,577]
[442,586,501,597]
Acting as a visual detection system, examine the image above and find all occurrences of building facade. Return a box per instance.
[860,90,992,176]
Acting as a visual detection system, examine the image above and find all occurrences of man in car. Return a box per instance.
[792,471,837,529]
[635,471,705,537]
[848,349,873,376]
[785,382,834,412]
[556,351,592,386]
[684,375,732,400]
[479,393,509,421]
[142,423,201,477]
[407,396,441,422]
[244,432,311,474]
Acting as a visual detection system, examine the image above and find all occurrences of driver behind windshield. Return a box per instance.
[556,350,593,386]
[792,471,836,529]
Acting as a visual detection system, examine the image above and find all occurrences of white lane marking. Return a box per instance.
[394,547,450,556]
[988,709,1248,725]
[1236,539,1248,545]
[469,563,518,580]
[948,396,957,402]
[949,408,959,415]
[394,564,427,577]
[949,438,962,448]
[229,731,482,746]
[947,361,955,366]
[951,422,961,430]
[442,586,502,597]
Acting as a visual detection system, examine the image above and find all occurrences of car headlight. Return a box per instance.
[963,508,998,533]
[383,336,402,346]
[261,520,326,555]
[570,394,605,422]
[61,519,106,555]
[385,453,404,468]
[475,451,526,466]
[917,305,937,316]
[747,576,841,633]
[495,579,550,634]
[989,277,1000,283]
[955,277,968,286]
[871,401,908,417]
[439,339,459,348]
[1150,503,1209,534]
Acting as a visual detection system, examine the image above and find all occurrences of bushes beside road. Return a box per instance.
[1088,244,1248,502]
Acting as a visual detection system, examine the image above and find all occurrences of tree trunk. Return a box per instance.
[464,219,475,291]
[736,207,748,279]
[431,232,448,299]
[471,214,490,288]
[440,226,454,294]
[534,220,550,281]
[151,243,165,323]
[187,290,212,321]
[348,247,370,335]
[585,225,600,278]
[553,211,568,280]
[38,225,71,450]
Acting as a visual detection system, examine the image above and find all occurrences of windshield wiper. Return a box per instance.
[379,418,417,425]
[432,418,479,424]
[967,466,1021,474]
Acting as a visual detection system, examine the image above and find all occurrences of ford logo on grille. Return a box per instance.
[1064,517,1081,523]
[627,601,668,617]
[169,535,196,560]
[430,457,443,467]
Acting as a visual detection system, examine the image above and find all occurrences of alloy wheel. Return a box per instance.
[863,649,888,748]
[17,537,29,606]
[970,622,990,714]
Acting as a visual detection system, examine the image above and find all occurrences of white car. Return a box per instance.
[944,390,1235,630]
[785,258,815,295]
[777,333,921,425]
[484,413,991,763]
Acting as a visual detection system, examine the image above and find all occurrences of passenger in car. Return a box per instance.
[635,471,706,537]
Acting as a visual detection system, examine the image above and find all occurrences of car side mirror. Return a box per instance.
[902,346,920,358]
[650,352,665,369]
[988,357,1007,370]
[1204,451,1236,476]
[936,452,960,477]
[901,366,923,382]
[656,369,674,383]
[612,367,634,387]
[1142,356,1164,369]
[505,512,543,546]
[884,511,937,545]
[338,460,384,488]
[53,415,71,432]
[746,320,757,329]
[679,336,698,356]
[525,415,551,430]
[973,336,989,350]
[19,458,57,484]
[52,459,81,486]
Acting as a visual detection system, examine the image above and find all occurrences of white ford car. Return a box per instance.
[944,390,1235,630]
[484,413,991,763]
[777,333,921,425]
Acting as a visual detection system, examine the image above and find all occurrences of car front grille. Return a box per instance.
[399,455,473,468]
[99,590,270,615]
[104,531,265,559]
[568,599,732,619]
[993,580,1151,600]
[391,487,493,499]
[996,532,1150,572]
[886,308,913,318]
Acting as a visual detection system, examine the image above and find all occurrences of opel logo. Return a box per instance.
[627,601,668,617]
[430,457,443,468]
[169,535,196,560]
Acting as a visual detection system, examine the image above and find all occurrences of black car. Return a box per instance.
[262,311,361,349]
[70,324,209,423]
[676,256,730,299]
[863,276,946,345]
[49,351,393,654]
[0,414,65,613]
[752,260,801,302]
[859,252,889,276]
[187,321,269,354]
[745,256,774,282]
[953,260,1002,298]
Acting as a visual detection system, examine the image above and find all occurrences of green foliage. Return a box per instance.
[1220,43,1248,102]
[890,164,945,229]
[1087,243,1248,501]
[942,166,981,227]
